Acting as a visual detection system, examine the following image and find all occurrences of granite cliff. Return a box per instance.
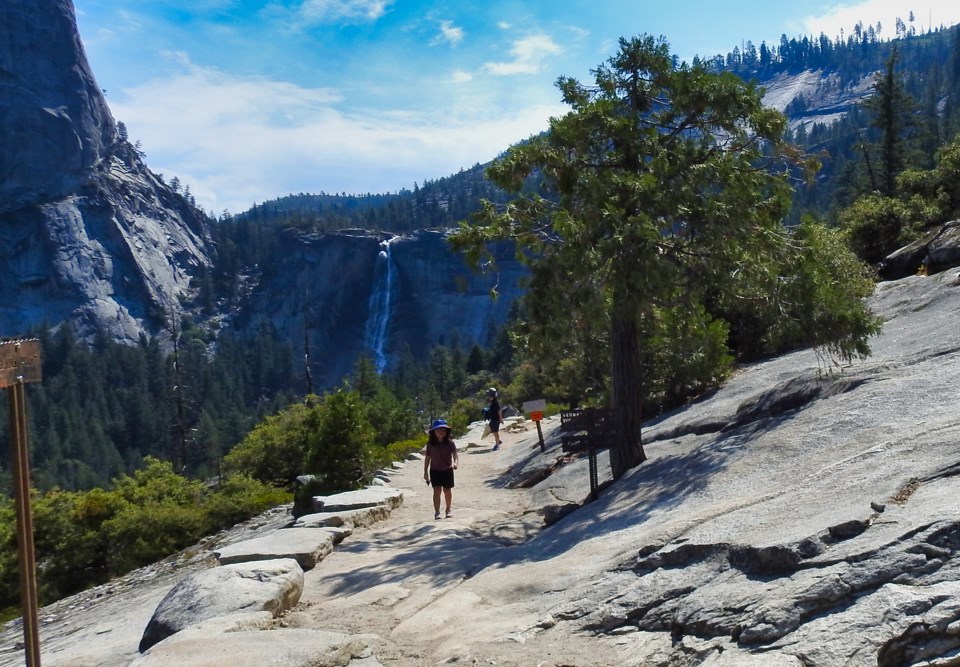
[232,229,526,385]
[0,0,212,343]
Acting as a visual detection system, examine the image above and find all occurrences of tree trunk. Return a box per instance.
[609,301,647,479]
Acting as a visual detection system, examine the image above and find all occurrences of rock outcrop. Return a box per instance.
[761,68,876,131]
[879,218,960,279]
[0,0,212,343]
[133,486,405,659]
[0,0,114,210]
[137,558,304,653]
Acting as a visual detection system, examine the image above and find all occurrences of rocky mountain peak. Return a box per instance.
[0,0,115,212]
[0,0,213,343]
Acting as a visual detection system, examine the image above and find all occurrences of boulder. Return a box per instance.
[879,219,960,280]
[138,558,303,653]
[132,628,378,667]
[214,529,338,570]
[292,505,391,530]
[306,487,403,515]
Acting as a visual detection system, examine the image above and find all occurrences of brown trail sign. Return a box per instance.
[2,339,43,667]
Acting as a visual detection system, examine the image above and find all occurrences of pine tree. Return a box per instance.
[452,35,875,479]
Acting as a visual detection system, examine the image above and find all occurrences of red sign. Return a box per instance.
[530,410,544,422]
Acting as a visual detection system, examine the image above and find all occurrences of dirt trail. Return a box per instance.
[288,421,578,665]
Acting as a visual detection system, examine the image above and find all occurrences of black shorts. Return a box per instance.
[489,419,501,433]
[430,468,455,488]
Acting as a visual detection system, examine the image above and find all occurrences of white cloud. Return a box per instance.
[295,0,393,25]
[451,69,473,83]
[497,21,512,30]
[433,19,464,46]
[116,10,144,31]
[483,34,562,75]
[108,57,562,213]
[798,0,960,40]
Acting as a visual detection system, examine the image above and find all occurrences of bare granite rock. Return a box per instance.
[307,486,404,514]
[0,0,211,342]
[0,0,113,211]
[132,628,378,667]
[214,528,339,570]
[138,558,303,653]
[292,505,391,529]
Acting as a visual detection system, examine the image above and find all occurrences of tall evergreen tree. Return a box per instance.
[863,47,918,196]
[452,35,876,479]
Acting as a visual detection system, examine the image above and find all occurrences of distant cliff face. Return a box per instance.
[761,69,876,130]
[233,230,525,386]
[0,0,212,342]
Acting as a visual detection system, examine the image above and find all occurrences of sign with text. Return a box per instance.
[522,398,546,414]
[0,340,42,387]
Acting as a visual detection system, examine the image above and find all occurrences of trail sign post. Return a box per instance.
[1,339,43,667]
[522,399,547,452]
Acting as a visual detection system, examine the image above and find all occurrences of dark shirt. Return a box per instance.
[426,440,458,470]
[489,398,501,422]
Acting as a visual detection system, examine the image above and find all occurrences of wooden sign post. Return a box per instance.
[1,339,43,667]
[522,398,547,452]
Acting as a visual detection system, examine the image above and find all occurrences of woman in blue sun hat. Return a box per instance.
[423,419,459,519]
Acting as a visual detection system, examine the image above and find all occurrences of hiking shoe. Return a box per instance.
[445,511,452,518]
[492,444,500,451]
[434,512,441,520]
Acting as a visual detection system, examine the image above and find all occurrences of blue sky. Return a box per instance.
[72,0,960,215]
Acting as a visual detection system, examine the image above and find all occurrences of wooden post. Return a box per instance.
[2,339,43,667]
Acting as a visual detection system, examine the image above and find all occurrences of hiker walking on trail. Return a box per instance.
[487,388,503,451]
[423,419,459,520]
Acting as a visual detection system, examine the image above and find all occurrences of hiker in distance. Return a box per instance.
[487,388,503,451]
[423,419,459,520]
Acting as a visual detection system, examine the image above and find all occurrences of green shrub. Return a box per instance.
[223,398,319,487]
[643,303,734,414]
[292,477,327,519]
[103,502,207,574]
[32,488,126,602]
[0,498,19,622]
[204,475,291,528]
[445,398,480,436]
[840,193,912,265]
[383,437,426,462]
[0,458,296,614]
[304,390,373,493]
[359,438,426,491]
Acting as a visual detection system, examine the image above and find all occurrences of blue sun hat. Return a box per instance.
[429,419,450,432]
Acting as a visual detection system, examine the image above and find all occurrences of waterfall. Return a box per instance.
[364,237,396,374]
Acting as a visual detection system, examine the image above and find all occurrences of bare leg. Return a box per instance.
[443,487,453,514]
[432,486,442,515]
